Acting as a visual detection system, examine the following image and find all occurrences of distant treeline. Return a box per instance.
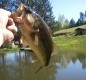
[51,11,86,33]
[0,0,55,32]
[0,0,86,33]
[70,11,86,27]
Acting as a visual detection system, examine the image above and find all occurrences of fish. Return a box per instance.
[10,3,54,72]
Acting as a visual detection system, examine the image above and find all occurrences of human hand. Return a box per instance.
[0,9,17,46]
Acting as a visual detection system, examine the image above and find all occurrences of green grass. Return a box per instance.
[0,47,19,53]
[54,24,86,35]
[53,35,86,53]
[53,24,86,53]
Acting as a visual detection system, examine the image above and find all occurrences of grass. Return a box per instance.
[54,24,86,35]
[53,35,86,53]
[1,24,86,54]
[53,24,86,53]
[0,47,19,53]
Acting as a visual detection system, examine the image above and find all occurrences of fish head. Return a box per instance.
[10,3,34,24]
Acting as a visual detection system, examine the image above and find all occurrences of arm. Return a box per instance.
[0,31,4,46]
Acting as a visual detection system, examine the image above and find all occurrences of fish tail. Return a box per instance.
[35,66,43,73]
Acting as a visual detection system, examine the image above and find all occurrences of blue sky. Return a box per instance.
[50,0,86,21]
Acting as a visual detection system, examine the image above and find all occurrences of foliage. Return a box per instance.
[0,47,19,53]
[53,24,86,36]
[1,0,55,26]
[69,18,76,28]
[0,0,8,8]
[5,0,55,26]
[0,0,55,48]
[68,11,86,27]
[62,19,69,29]
[33,0,55,25]
[76,12,86,26]
[58,14,65,27]
[1,42,13,49]
[50,21,61,33]
[57,14,69,30]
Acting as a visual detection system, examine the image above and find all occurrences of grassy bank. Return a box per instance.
[0,47,19,53]
[53,35,86,53]
[53,24,86,36]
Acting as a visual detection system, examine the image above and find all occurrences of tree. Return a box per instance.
[76,19,82,26]
[5,0,55,28]
[76,12,86,26]
[63,19,69,29]
[80,12,86,24]
[85,11,86,17]
[50,21,61,33]
[0,0,8,8]
[33,0,55,25]
[80,12,84,20]
[58,14,65,28]
[57,14,69,29]
[69,18,76,28]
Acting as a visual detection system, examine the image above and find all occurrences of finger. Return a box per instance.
[7,18,18,34]
[2,29,14,42]
[7,25,18,34]
[5,30,14,42]
[7,18,14,25]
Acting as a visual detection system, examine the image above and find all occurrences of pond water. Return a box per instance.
[0,50,86,80]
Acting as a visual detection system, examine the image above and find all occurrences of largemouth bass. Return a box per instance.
[10,3,54,72]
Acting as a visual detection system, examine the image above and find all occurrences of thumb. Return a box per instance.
[7,18,18,34]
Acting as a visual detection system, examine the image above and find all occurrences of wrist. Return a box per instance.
[0,30,4,46]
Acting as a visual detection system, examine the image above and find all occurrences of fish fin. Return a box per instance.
[52,42,59,56]
[35,66,43,73]
[35,64,52,73]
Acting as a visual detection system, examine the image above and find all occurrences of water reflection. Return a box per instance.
[0,50,86,80]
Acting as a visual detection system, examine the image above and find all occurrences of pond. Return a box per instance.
[0,49,86,80]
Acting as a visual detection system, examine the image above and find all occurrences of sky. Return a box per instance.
[49,0,86,21]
